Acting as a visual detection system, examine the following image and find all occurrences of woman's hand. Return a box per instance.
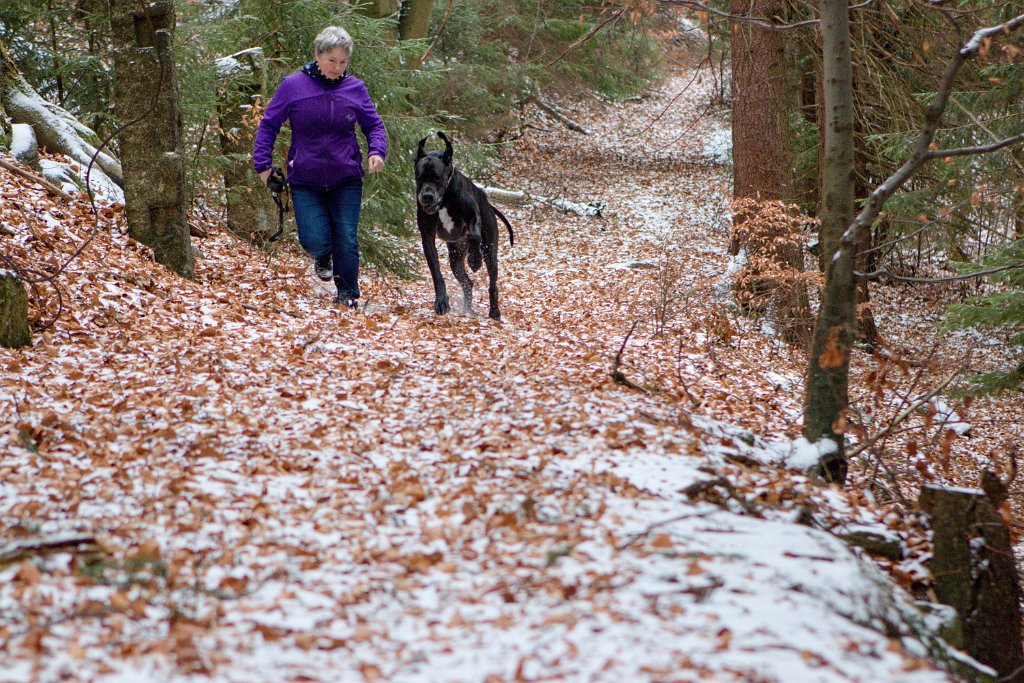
[367,154,384,174]
[258,168,271,185]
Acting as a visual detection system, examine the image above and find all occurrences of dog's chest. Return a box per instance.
[436,207,463,241]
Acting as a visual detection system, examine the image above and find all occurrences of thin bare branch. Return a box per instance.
[545,7,626,67]
[659,0,875,31]
[927,131,1024,160]
[856,262,1024,284]
[846,366,962,459]
[839,13,1024,248]
[419,0,454,65]
[856,198,971,258]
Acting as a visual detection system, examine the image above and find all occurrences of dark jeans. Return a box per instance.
[291,178,363,299]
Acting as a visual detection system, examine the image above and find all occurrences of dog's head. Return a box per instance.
[414,131,453,215]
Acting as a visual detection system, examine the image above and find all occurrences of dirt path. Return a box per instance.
[0,55,963,682]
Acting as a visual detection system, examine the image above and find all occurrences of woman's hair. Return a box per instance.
[314,26,354,57]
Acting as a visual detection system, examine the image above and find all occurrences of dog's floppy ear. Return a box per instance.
[437,131,453,165]
[415,137,428,163]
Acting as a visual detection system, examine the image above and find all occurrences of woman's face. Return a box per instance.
[316,47,350,80]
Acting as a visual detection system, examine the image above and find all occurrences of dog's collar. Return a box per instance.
[440,164,456,196]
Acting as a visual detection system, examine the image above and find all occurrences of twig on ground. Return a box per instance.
[241,302,302,319]
[617,509,717,550]
[611,320,646,392]
[0,534,98,565]
[0,155,77,201]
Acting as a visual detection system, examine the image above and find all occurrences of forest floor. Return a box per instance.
[2,34,1022,683]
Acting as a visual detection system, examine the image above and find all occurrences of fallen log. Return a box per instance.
[480,185,605,217]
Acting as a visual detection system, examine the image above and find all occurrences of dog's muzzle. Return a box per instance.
[418,194,441,215]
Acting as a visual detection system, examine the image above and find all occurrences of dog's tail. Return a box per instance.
[492,206,515,248]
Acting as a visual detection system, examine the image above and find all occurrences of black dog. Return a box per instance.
[414,132,515,320]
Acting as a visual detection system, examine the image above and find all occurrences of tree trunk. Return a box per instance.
[802,0,856,484]
[0,272,31,349]
[850,29,882,349]
[729,0,791,204]
[108,0,194,279]
[215,48,276,246]
[361,0,399,16]
[360,0,400,41]
[0,36,123,199]
[729,0,812,346]
[398,0,435,69]
[919,482,1024,680]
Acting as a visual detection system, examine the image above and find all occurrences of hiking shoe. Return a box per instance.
[314,254,332,281]
[333,294,358,309]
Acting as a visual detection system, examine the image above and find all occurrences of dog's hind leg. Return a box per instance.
[467,213,483,272]
[483,240,500,320]
[447,240,474,314]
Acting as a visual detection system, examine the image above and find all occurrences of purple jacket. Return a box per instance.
[253,71,387,188]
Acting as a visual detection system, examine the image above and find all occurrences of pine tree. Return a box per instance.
[945,239,1024,394]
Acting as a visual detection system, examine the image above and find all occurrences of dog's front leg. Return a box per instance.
[419,228,450,314]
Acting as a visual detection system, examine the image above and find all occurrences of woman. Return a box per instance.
[253,26,387,309]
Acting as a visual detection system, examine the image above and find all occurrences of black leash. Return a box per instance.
[266,166,288,242]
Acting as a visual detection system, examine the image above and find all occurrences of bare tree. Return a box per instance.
[803,11,1024,483]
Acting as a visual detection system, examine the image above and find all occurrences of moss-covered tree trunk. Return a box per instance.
[108,0,194,279]
[216,48,275,246]
[919,482,1024,680]
[0,272,31,349]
